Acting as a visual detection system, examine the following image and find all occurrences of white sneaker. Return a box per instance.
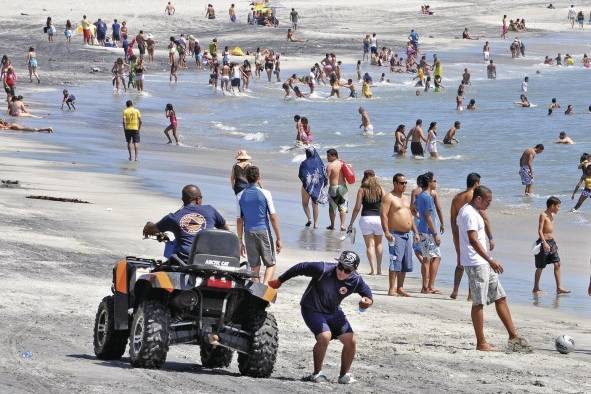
[338,373,357,384]
[303,371,328,383]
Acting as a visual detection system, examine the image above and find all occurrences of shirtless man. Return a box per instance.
[449,173,494,299]
[358,107,373,135]
[487,60,497,79]
[165,1,175,15]
[548,97,560,115]
[461,68,471,85]
[381,173,419,296]
[221,63,231,93]
[406,119,426,157]
[326,148,348,231]
[519,144,544,195]
[533,197,570,294]
[443,121,461,144]
[555,131,574,144]
[0,118,52,133]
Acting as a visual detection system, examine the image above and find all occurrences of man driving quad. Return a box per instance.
[143,184,229,258]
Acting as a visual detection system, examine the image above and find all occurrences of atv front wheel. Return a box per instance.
[128,300,170,368]
[238,311,278,378]
[93,296,128,360]
[200,343,233,368]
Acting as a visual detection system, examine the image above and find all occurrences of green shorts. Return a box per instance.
[328,185,348,214]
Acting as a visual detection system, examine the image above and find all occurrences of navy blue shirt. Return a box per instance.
[278,262,373,314]
[156,203,226,257]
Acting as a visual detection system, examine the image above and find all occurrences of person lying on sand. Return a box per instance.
[0,118,52,132]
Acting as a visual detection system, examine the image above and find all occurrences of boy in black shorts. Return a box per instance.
[533,197,570,294]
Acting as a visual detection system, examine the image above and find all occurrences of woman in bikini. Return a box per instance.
[163,103,179,144]
[426,121,439,159]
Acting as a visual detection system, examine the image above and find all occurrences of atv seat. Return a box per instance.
[188,230,242,270]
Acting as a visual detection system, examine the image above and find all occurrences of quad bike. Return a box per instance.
[93,229,279,377]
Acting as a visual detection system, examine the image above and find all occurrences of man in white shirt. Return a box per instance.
[370,33,378,55]
[521,76,528,96]
[568,5,576,29]
[457,186,531,352]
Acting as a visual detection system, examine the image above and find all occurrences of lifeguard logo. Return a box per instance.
[179,213,206,235]
[339,286,348,295]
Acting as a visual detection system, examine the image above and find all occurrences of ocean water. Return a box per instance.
[10,31,591,314]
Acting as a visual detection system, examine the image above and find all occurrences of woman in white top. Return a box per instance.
[426,121,439,158]
[347,170,385,275]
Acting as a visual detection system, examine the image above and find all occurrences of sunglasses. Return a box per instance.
[337,263,353,274]
[397,181,408,185]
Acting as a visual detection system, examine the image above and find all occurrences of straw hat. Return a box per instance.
[235,149,251,160]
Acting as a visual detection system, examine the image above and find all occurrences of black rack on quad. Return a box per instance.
[93,229,279,378]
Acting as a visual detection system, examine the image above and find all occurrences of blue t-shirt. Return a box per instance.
[416,191,440,234]
[97,22,107,34]
[157,203,226,257]
[410,31,419,43]
[236,184,276,232]
[278,262,373,314]
[112,23,121,35]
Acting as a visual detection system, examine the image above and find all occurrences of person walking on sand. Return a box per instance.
[381,173,419,296]
[122,100,141,161]
[532,197,571,295]
[229,4,236,22]
[348,170,384,275]
[236,166,282,284]
[81,15,92,45]
[326,148,348,231]
[268,251,373,384]
[163,103,179,144]
[568,5,576,29]
[450,173,494,300]
[290,8,299,30]
[519,144,544,196]
[25,47,40,84]
[416,172,443,294]
[230,149,253,196]
[458,185,532,352]
[299,147,328,229]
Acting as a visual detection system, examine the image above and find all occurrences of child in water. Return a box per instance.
[362,80,372,98]
[163,103,179,144]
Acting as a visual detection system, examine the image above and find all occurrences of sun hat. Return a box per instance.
[235,149,251,160]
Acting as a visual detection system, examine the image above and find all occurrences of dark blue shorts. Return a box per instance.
[301,307,353,339]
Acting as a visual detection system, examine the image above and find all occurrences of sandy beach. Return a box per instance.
[2,0,591,392]
[1,136,590,393]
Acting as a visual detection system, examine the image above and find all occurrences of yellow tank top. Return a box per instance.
[362,82,372,97]
[435,64,442,77]
[585,176,591,189]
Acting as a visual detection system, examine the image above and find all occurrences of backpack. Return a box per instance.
[340,161,356,184]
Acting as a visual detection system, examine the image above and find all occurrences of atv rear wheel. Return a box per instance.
[200,343,233,368]
[93,296,128,360]
[238,311,278,378]
[128,300,170,368]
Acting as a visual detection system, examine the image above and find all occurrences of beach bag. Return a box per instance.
[43,26,48,33]
[340,161,356,184]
